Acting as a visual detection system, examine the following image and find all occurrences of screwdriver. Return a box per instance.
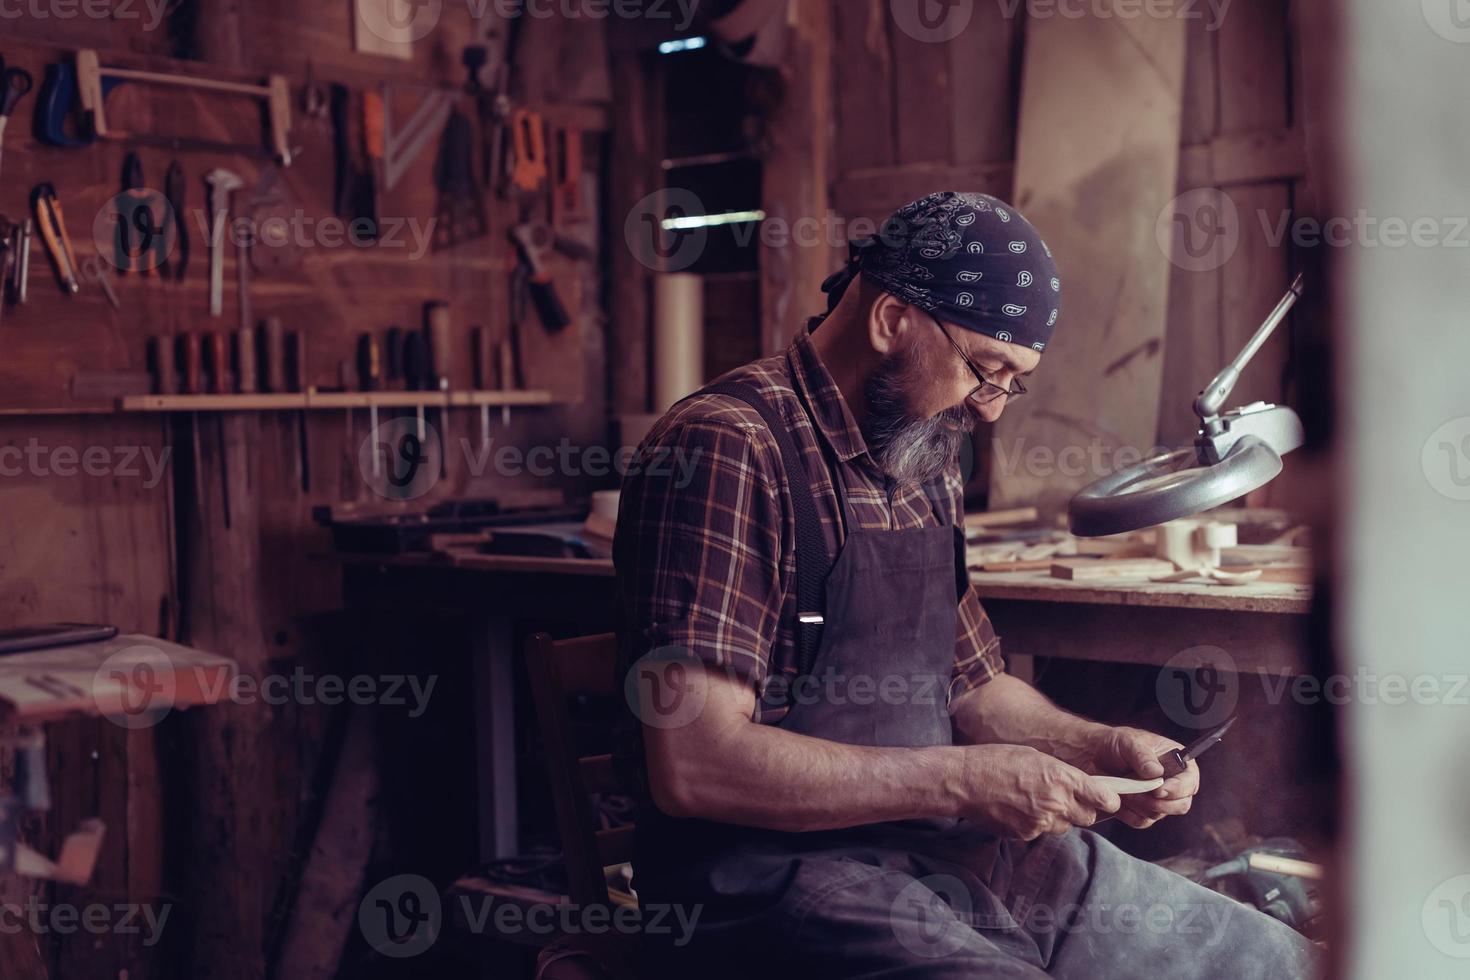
[12,218,30,304]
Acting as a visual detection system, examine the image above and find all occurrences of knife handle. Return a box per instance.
[1157,748,1190,777]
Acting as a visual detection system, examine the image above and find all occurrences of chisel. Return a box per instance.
[425,302,452,476]
[291,331,310,492]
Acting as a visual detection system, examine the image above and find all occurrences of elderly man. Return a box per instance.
[613,192,1319,977]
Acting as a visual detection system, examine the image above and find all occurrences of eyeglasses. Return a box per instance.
[929,315,1027,405]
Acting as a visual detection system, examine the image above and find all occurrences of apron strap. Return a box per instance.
[917,475,971,602]
[697,381,832,677]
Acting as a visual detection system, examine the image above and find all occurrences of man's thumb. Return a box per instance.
[1125,735,1166,778]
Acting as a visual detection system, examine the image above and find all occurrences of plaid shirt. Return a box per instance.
[614,325,1005,724]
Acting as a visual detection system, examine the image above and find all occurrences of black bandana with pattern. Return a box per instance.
[821,191,1062,353]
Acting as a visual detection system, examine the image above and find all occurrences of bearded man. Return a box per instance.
[612,191,1320,978]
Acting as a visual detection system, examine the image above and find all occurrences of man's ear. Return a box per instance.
[868,292,912,356]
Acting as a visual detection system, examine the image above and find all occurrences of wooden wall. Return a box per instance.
[0,4,611,978]
[813,0,1309,503]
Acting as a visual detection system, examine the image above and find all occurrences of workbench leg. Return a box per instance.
[473,618,519,861]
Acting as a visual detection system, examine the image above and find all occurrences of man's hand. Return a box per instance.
[952,744,1121,840]
[1074,726,1201,830]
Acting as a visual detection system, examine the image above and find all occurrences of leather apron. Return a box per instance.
[633,380,1000,905]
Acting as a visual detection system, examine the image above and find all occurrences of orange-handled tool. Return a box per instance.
[510,108,547,194]
[30,183,79,294]
[363,90,385,164]
[553,124,582,218]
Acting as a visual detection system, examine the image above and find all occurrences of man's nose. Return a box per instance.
[966,392,1007,423]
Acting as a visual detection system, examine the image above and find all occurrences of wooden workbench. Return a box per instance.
[968,567,1312,678]
[337,545,1315,860]
[0,633,238,723]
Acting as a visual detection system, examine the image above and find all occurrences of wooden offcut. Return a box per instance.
[1050,558,1178,581]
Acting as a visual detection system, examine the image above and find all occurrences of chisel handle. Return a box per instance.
[206,332,230,393]
[263,316,286,393]
[149,335,176,394]
[357,333,381,391]
[289,331,307,392]
[180,333,202,394]
[236,326,258,394]
[425,302,452,389]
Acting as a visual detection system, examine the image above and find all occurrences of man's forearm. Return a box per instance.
[648,718,968,833]
[950,673,1106,766]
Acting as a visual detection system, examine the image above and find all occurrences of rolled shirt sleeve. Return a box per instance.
[952,585,1006,696]
[614,417,785,694]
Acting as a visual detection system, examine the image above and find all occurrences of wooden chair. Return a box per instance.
[524,632,640,980]
[525,631,636,907]
[451,633,637,973]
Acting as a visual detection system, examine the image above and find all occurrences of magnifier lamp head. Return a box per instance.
[1067,277,1307,536]
[1068,399,1305,536]
[1068,436,1284,537]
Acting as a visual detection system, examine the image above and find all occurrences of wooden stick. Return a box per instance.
[978,558,1056,572]
[1248,853,1324,880]
[964,507,1039,531]
[1050,558,1177,581]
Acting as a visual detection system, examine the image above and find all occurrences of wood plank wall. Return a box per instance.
[0,5,612,977]
[817,0,1308,502]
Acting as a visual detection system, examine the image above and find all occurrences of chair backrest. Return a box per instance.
[524,632,635,908]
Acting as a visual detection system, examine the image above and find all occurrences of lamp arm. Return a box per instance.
[1193,273,1304,421]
